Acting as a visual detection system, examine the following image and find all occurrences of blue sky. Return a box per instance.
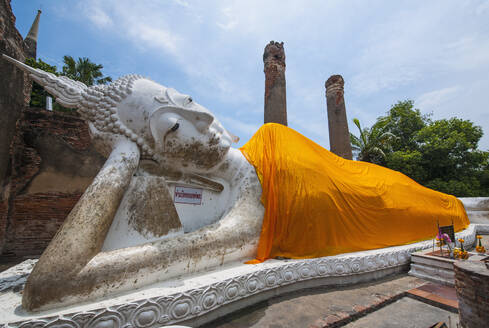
[11,0,489,150]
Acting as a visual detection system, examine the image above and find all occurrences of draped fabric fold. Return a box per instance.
[240,123,470,263]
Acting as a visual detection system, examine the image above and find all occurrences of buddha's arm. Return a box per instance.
[23,162,264,311]
[22,139,140,311]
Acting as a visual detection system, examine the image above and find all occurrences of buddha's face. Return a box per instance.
[150,107,233,172]
[117,79,233,172]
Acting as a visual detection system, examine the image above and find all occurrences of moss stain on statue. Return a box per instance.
[125,176,181,237]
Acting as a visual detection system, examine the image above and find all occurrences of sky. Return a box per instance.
[11,0,489,150]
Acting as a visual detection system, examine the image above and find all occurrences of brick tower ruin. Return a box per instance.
[263,41,287,126]
[325,74,353,160]
[24,9,41,59]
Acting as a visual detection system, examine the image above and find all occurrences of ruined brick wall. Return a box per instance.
[0,0,29,251]
[454,260,489,328]
[0,108,104,258]
[0,0,30,191]
[0,2,104,259]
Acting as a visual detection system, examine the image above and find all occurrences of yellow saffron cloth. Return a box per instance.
[240,123,470,264]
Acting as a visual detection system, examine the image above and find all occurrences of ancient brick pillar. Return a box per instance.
[24,9,41,59]
[454,260,489,328]
[325,75,352,160]
[263,41,287,126]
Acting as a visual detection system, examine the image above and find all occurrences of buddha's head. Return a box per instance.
[114,78,236,172]
[2,55,237,173]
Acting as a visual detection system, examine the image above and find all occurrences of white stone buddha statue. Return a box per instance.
[3,54,264,311]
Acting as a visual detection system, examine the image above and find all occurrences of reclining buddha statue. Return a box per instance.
[3,54,469,312]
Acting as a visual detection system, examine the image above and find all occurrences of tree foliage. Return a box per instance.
[62,56,112,86]
[350,117,396,164]
[380,100,430,151]
[351,100,489,196]
[25,58,59,109]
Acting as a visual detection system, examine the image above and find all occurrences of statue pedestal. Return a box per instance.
[1,224,484,328]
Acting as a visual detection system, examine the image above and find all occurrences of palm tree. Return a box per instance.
[62,56,112,86]
[350,117,397,164]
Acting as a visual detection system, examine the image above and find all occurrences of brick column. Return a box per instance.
[454,260,489,327]
[263,41,287,126]
[325,75,352,160]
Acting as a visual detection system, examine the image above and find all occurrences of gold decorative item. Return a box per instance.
[476,235,486,253]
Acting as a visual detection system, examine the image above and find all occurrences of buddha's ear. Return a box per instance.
[149,108,180,152]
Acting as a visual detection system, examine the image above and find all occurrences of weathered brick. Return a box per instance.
[454,260,489,328]
[263,41,287,126]
[1,108,103,258]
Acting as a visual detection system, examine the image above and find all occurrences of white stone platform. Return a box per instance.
[0,224,485,328]
[409,223,489,286]
[409,249,458,286]
[409,248,489,286]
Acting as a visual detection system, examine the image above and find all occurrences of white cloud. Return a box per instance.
[219,116,260,140]
[50,0,489,149]
[130,24,180,55]
[416,86,460,112]
[216,7,238,30]
[172,0,190,8]
[83,6,113,28]
[351,68,420,96]
[476,1,489,15]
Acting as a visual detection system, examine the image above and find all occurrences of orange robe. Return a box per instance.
[240,123,470,263]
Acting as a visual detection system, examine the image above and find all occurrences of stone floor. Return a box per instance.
[0,259,24,272]
[203,274,465,328]
[343,297,458,328]
[203,274,428,328]
[407,282,458,311]
[203,238,489,328]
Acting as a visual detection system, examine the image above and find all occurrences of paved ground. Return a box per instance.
[343,297,458,328]
[203,274,427,328]
[204,234,489,328]
[0,260,24,272]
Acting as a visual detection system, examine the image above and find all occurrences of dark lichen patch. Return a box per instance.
[164,140,227,169]
[208,135,219,146]
[125,176,182,237]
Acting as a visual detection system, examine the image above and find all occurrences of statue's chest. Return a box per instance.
[102,175,235,251]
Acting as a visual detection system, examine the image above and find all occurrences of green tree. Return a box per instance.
[353,100,489,196]
[381,100,430,182]
[350,117,396,164]
[62,56,112,86]
[381,100,430,151]
[385,150,427,183]
[417,118,488,191]
[25,58,58,109]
